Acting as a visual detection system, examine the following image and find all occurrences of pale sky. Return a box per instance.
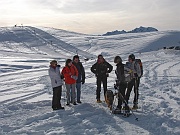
[1,0,180,34]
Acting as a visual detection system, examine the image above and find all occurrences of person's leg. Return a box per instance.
[96,77,101,100]
[117,82,126,109]
[65,84,71,105]
[125,79,134,111]
[71,83,77,104]
[76,83,81,102]
[133,77,140,105]
[102,77,107,98]
[52,86,61,109]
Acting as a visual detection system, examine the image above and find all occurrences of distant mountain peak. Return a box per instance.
[103,26,158,36]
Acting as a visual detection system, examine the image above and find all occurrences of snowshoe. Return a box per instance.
[132,104,138,110]
[122,110,131,117]
[112,109,123,114]
[123,112,131,117]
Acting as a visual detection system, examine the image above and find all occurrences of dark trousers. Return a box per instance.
[125,79,134,101]
[133,77,140,104]
[52,86,62,109]
[125,78,140,110]
[125,79,134,110]
[117,82,127,109]
[96,76,107,99]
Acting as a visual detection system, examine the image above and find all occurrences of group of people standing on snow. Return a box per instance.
[48,55,85,110]
[48,54,143,115]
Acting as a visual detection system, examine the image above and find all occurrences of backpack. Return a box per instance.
[116,63,133,83]
[135,59,143,77]
[124,68,133,82]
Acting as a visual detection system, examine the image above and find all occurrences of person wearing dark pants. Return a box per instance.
[113,56,127,113]
[124,79,134,109]
[91,54,113,103]
[133,77,140,105]
[48,60,64,110]
[96,76,107,99]
[125,54,141,110]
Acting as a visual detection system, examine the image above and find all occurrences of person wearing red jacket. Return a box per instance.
[61,59,78,105]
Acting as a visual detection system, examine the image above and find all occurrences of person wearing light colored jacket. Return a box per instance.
[61,59,78,105]
[125,54,141,111]
[48,60,64,110]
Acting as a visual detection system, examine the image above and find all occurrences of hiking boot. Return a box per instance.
[77,101,82,104]
[53,108,58,111]
[97,99,102,103]
[73,102,77,105]
[53,106,64,110]
[132,104,138,110]
[59,106,65,109]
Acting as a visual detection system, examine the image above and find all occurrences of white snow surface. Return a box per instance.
[0,26,180,135]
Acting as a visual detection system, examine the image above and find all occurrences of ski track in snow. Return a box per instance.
[0,26,180,135]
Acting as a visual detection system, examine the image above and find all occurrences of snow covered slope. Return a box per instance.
[0,26,180,135]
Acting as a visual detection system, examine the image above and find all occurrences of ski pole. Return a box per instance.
[134,78,138,105]
[118,85,139,121]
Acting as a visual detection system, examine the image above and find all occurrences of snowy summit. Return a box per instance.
[103,26,158,36]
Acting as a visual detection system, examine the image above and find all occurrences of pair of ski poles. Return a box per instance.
[113,81,139,121]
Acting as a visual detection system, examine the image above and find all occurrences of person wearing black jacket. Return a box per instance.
[91,55,113,103]
[113,56,127,113]
[72,55,85,103]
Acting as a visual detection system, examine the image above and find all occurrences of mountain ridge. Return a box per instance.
[103,26,158,36]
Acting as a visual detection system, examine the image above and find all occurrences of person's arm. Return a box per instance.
[91,63,97,74]
[107,62,113,73]
[61,67,70,79]
[81,63,85,84]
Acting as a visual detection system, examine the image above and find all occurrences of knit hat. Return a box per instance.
[129,54,135,61]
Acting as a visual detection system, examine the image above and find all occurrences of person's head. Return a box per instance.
[66,59,72,67]
[73,55,79,63]
[50,60,57,68]
[114,56,122,64]
[97,54,104,63]
[128,54,135,63]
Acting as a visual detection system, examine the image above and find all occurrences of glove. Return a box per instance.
[60,74,64,79]
[71,75,78,80]
[114,84,118,90]
[128,70,133,73]
[95,74,98,77]
[81,80,85,84]
[134,73,138,78]
[106,73,109,77]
